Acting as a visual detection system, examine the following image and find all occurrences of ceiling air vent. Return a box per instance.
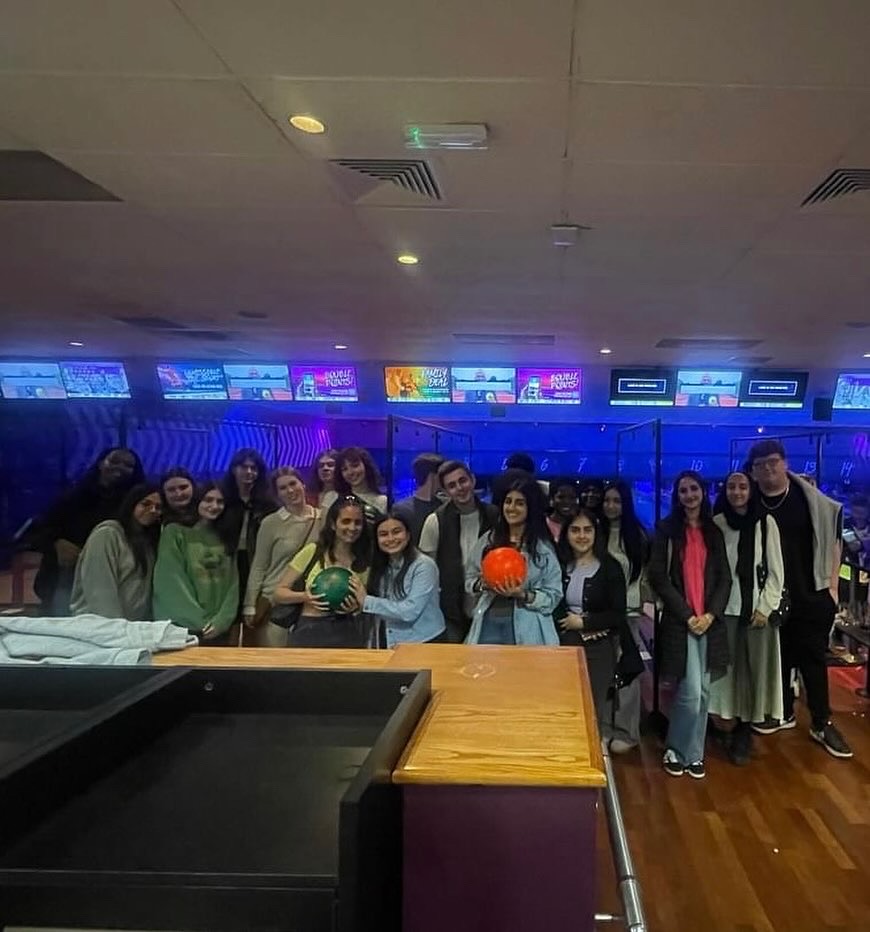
[453,333,555,346]
[801,168,870,206]
[114,316,236,341]
[330,159,441,200]
[174,330,237,342]
[114,315,187,330]
[729,354,773,364]
[656,338,762,350]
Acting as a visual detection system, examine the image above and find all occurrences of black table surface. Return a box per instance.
[0,711,386,879]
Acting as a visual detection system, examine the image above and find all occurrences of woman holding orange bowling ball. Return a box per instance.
[464,475,562,645]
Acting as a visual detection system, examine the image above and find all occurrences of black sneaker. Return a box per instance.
[662,749,684,777]
[686,761,706,779]
[810,723,853,759]
[752,715,796,735]
[729,723,753,767]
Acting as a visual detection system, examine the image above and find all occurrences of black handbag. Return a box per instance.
[270,551,319,629]
[756,515,791,626]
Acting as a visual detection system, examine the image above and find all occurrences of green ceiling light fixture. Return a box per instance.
[404,124,488,150]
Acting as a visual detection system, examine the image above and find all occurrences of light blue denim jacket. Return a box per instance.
[363,553,446,647]
[463,534,562,645]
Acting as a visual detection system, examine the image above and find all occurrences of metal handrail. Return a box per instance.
[595,740,647,930]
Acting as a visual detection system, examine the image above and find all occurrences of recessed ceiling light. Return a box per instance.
[289,114,325,134]
[68,341,84,347]
[863,352,870,358]
[599,347,612,355]
[334,343,348,350]
[397,254,419,265]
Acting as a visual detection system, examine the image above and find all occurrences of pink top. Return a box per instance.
[546,516,563,542]
[682,525,707,617]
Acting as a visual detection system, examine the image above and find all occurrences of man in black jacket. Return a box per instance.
[419,460,497,643]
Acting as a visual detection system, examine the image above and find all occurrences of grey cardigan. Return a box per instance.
[788,472,842,593]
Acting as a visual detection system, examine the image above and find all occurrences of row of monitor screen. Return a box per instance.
[0,361,868,410]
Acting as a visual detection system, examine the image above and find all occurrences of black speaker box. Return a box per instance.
[812,397,833,421]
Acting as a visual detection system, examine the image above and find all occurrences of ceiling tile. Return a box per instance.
[576,0,870,86]
[245,77,570,158]
[570,84,870,165]
[50,151,340,207]
[180,0,575,78]
[568,161,822,219]
[0,0,226,75]
[0,76,287,155]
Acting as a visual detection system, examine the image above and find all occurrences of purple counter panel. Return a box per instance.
[403,783,598,932]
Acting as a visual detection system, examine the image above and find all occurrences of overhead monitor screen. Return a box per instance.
[739,371,808,409]
[609,368,676,406]
[0,361,67,399]
[157,363,228,400]
[291,366,359,402]
[450,367,516,404]
[833,372,870,410]
[675,369,742,408]
[384,366,451,403]
[515,367,582,404]
[59,361,131,399]
[223,363,293,401]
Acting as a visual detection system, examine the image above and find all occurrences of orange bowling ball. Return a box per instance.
[481,547,528,589]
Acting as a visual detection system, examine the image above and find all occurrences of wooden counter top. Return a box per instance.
[155,644,605,789]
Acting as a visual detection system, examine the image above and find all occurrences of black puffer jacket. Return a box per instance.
[647,515,731,680]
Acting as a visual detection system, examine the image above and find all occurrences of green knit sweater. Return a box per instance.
[153,523,239,633]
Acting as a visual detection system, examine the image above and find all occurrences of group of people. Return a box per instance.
[26,437,854,770]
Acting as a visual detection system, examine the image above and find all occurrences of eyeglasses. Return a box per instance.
[752,455,783,470]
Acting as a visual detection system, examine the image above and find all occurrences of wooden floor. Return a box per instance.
[597,666,870,931]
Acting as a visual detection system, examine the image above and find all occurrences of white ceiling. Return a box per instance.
[1,0,869,366]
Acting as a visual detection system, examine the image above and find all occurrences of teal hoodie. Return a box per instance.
[153,523,238,634]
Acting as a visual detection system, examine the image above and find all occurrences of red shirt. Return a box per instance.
[682,526,707,617]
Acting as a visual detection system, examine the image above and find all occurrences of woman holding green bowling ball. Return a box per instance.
[349,513,446,647]
[273,495,375,648]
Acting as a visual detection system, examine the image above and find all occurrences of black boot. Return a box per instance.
[729,721,753,766]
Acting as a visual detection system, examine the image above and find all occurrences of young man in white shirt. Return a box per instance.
[419,460,498,643]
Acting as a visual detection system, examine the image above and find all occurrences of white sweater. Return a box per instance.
[713,514,785,619]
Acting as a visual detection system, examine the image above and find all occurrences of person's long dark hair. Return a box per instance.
[334,447,383,496]
[315,496,372,572]
[194,480,238,555]
[309,448,340,495]
[602,481,648,582]
[487,474,554,566]
[115,482,161,575]
[368,512,418,600]
[669,470,714,539]
[159,466,197,526]
[221,448,272,510]
[557,506,607,568]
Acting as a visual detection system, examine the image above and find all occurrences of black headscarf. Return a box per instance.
[714,472,757,624]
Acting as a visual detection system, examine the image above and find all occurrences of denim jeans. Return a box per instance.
[666,632,710,764]
[479,616,516,645]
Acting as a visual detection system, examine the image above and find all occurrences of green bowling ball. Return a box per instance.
[310,566,354,611]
